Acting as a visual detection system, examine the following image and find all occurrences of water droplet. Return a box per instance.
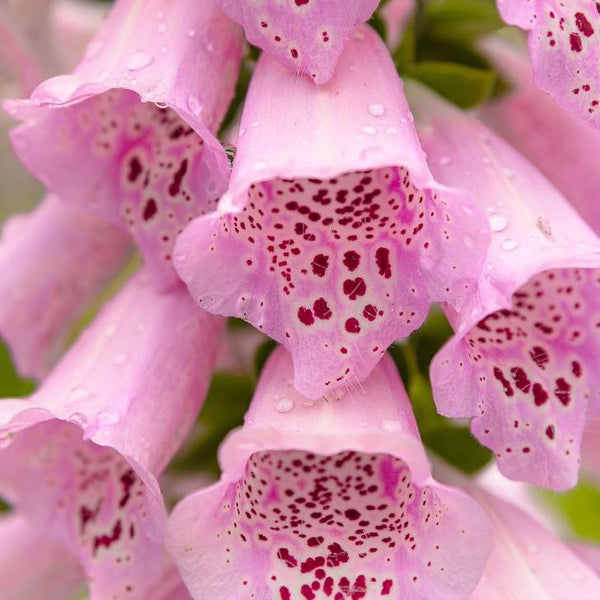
[502,167,515,179]
[368,103,385,117]
[113,353,129,366]
[439,156,451,166]
[381,420,402,433]
[501,239,518,251]
[301,139,309,147]
[385,127,398,135]
[160,46,168,54]
[482,155,491,165]
[157,23,167,34]
[105,324,117,338]
[154,101,168,109]
[253,161,266,171]
[488,212,508,232]
[69,386,91,402]
[276,398,294,413]
[97,410,120,426]
[188,29,196,37]
[127,52,154,71]
[251,120,260,128]
[69,412,88,428]
[362,125,377,136]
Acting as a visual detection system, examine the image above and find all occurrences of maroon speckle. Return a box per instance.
[345,318,360,334]
[298,307,315,326]
[530,346,549,370]
[382,580,393,595]
[168,158,188,197]
[375,247,392,279]
[127,156,143,183]
[93,520,122,555]
[311,254,329,277]
[143,198,158,221]
[344,508,360,520]
[554,377,571,406]
[363,304,378,321]
[343,277,367,300]
[343,250,360,271]
[533,383,549,407]
[570,32,583,52]
[493,367,514,397]
[277,548,298,568]
[575,12,594,36]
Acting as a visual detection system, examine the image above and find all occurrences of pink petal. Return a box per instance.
[0,513,85,600]
[0,194,131,379]
[497,0,600,127]
[571,542,600,576]
[410,84,600,490]
[216,0,380,84]
[167,348,493,600]
[6,0,243,290]
[480,38,600,236]
[0,273,223,598]
[175,27,489,398]
[469,489,600,598]
[581,418,600,479]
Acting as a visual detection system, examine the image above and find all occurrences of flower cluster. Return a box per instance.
[1,0,600,599]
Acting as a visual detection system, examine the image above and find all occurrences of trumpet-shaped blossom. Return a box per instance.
[409,83,600,490]
[480,38,600,235]
[0,194,131,379]
[167,348,493,600]
[0,271,222,599]
[216,0,380,84]
[496,0,600,128]
[174,27,489,399]
[6,0,243,289]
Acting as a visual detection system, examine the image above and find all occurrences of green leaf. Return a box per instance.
[422,426,493,473]
[0,341,35,398]
[406,61,496,108]
[422,0,503,42]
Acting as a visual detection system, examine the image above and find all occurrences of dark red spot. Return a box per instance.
[570,32,583,52]
[345,318,360,334]
[295,0,310,5]
[168,158,188,197]
[93,520,122,555]
[343,250,360,271]
[118,469,136,508]
[313,298,332,320]
[555,378,571,406]
[575,12,594,36]
[510,367,532,394]
[493,367,514,397]
[311,254,329,277]
[572,361,583,378]
[307,536,324,547]
[127,156,143,182]
[546,425,555,440]
[533,383,549,406]
[277,548,298,568]
[375,247,392,279]
[382,580,393,595]
[143,198,158,221]
[343,277,367,300]
[344,508,360,520]
[298,307,315,326]
[363,304,378,321]
[530,346,549,370]
[300,556,325,573]
[280,587,291,600]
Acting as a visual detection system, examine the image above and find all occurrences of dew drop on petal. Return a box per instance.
[97,410,121,426]
[488,212,508,232]
[68,412,88,428]
[362,125,377,135]
[113,353,129,366]
[68,386,91,402]
[501,239,518,251]
[276,398,294,413]
[381,419,402,433]
[368,103,385,117]
[127,51,155,71]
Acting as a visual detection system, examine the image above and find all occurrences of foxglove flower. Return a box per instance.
[435,464,600,598]
[409,83,600,490]
[496,0,600,127]
[0,271,222,599]
[480,38,600,235]
[174,26,489,399]
[167,348,493,600]
[216,0,380,84]
[0,195,131,378]
[6,0,244,290]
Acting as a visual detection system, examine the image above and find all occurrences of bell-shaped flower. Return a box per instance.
[174,26,489,399]
[409,83,600,491]
[5,0,244,290]
[0,270,223,599]
[480,37,600,235]
[496,0,600,128]
[167,347,493,600]
[571,542,600,577]
[433,462,600,599]
[216,0,380,84]
[0,513,86,600]
[0,194,131,379]
[381,0,415,49]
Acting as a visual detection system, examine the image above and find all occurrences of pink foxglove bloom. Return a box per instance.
[0,272,222,599]
[174,26,489,399]
[451,473,600,598]
[581,418,600,480]
[6,0,243,290]
[571,542,600,577]
[216,0,380,84]
[0,513,85,600]
[409,83,600,490]
[0,195,131,379]
[382,0,415,48]
[480,38,600,236]
[167,348,493,600]
[496,0,600,127]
